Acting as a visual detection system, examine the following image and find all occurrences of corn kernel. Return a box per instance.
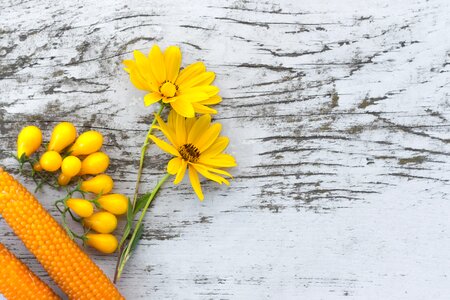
[0,168,123,299]
[0,242,59,299]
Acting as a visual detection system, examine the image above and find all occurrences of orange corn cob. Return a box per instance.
[0,242,60,299]
[0,168,123,300]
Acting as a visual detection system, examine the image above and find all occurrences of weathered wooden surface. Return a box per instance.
[1,0,450,298]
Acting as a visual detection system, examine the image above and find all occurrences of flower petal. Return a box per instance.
[200,137,229,158]
[181,85,219,97]
[188,165,204,200]
[167,109,177,131]
[164,46,181,83]
[196,123,222,153]
[176,62,206,85]
[148,45,166,85]
[173,92,210,103]
[133,50,159,91]
[167,157,182,175]
[148,135,180,157]
[187,114,211,144]
[171,98,195,118]
[144,93,162,106]
[208,167,233,178]
[174,159,187,184]
[178,72,215,91]
[162,96,176,103]
[129,73,150,90]
[199,154,237,168]
[153,114,178,147]
[198,95,222,105]
[192,103,218,115]
[124,59,151,91]
[192,163,229,185]
[173,112,187,146]
[123,59,135,72]
[185,117,196,136]
[193,71,215,87]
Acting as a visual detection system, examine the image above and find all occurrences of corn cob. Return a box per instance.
[0,168,123,300]
[0,242,60,300]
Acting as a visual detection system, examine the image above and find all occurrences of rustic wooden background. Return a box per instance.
[1,0,449,299]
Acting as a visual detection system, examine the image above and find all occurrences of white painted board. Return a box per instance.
[0,0,449,299]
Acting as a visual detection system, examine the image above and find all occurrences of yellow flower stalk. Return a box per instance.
[115,111,236,281]
[150,110,237,200]
[116,45,233,283]
[123,45,221,118]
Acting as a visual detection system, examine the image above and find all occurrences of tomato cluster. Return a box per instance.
[16,123,129,254]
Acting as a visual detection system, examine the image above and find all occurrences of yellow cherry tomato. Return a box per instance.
[80,174,114,194]
[69,131,103,156]
[33,162,43,172]
[61,156,82,177]
[86,233,118,254]
[58,173,71,186]
[39,151,62,172]
[97,194,129,215]
[66,198,94,218]
[83,211,117,234]
[79,152,110,175]
[17,125,42,158]
[48,122,77,153]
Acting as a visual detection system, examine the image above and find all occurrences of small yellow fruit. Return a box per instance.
[80,174,114,194]
[69,131,103,156]
[57,173,71,186]
[33,162,43,172]
[17,126,42,158]
[79,152,109,175]
[66,198,94,218]
[39,151,62,172]
[86,233,118,254]
[83,211,117,234]
[61,156,82,177]
[48,122,77,153]
[97,194,129,215]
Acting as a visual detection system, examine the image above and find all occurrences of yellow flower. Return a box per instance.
[149,110,236,200]
[123,45,222,118]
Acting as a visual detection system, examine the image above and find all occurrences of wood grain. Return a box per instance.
[0,0,449,298]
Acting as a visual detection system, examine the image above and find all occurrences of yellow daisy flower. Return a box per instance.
[149,110,236,200]
[123,45,222,118]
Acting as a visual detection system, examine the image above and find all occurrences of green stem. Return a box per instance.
[131,103,165,211]
[117,103,165,249]
[61,207,85,241]
[114,173,170,283]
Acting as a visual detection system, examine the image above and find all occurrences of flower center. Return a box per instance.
[160,81,177,98]
[179,143,200,162]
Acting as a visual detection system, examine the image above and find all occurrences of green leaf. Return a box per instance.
[119,198,134,249]
[133,192,151,215]
[129,224,144,253]
[126,197,133,223]
[119,225,131,249]
[19,153,27,163]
